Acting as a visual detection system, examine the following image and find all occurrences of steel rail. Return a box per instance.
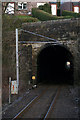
[12,86,60,119]
[43,87,61,120]
[12,96,37,120]
[12,86,49,119]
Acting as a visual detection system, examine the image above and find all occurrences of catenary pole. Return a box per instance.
[16,28,19,91]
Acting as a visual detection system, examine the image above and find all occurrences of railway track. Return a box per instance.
[43,86,61,119]
[12,85,61,119]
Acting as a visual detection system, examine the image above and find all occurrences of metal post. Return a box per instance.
[16,29,19,91]
[9,77,11,104]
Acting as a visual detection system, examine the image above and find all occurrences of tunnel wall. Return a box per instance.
[31,43,74,84]
[21,18,80,85]
[2,18,80,104]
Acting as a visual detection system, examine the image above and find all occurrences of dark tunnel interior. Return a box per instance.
[37,44,74,85]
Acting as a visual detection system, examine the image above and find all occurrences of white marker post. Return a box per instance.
[16,28,19,93]
[9,77,11,104]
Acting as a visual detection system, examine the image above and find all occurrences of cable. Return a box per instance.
[19,29,60,44]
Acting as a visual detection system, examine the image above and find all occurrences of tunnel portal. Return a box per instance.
[37,44,74,84]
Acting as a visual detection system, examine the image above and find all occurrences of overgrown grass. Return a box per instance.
[57,16,74,19]
[16,15,32,18]
[2,14,39,31]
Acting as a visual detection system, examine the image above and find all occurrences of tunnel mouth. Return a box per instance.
[37,44,74,85]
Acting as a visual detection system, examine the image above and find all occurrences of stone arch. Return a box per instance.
[37,43,74,57]
[36,43,74,84]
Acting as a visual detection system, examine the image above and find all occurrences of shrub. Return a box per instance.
[62,10,80,18]
[62,16,74,19]
[57,9,60,16]
[38,3,51,14]
[32,8,58,21]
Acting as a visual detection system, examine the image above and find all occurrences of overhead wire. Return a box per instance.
[18,28,61,44]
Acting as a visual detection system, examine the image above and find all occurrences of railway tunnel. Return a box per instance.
[37,44,74,85]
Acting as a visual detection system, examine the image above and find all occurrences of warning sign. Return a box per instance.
[11,81,18,94]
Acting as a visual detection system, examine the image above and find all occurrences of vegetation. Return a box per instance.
[32,8,59,21]
[38,3,80,18]
[57,9,60,16]
[3,9,80,31]
[32,8,75,21]
[57,1,60,8]
[2,14,39,31]
[62,10,80,18]
[38,3,51,14]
